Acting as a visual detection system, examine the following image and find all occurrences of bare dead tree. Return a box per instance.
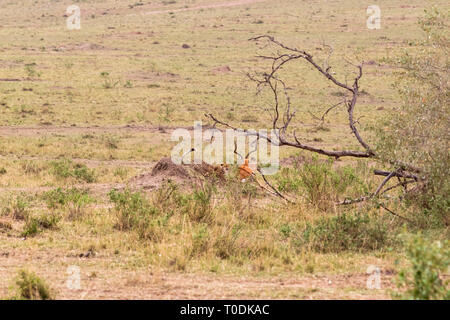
[207,35,373,158]
[205,35,422,207]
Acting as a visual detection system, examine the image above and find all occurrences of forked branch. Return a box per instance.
[207,35,374,159]
[205,36,422,207]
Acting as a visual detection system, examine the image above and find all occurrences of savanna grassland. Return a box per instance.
[0,0,448,300]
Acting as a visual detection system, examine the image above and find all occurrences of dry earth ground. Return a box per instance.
[0,0,448,299]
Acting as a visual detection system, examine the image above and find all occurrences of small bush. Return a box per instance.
[393,234,449,300]
[11,270,53,300]
[42,187,67,209]
[279,224,292,238]
[49,159,73,179]
[108,188,163,240]
[275,167,302,193]
[22,213,60,237]
[275,157,368,210]
[296,212,390,253]
[153,181,216,224]
[376,7,449,227]
[21,218,40,237]
[43,187,93,220]
[73,163,96,183]
[298,157,366,209]
[50,159,95,183]
[152,181,183,215]
[6,195,30,220]
[186,184,215,223]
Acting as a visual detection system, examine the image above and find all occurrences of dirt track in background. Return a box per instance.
[132,0,267,16]
[0,124,192,136]
[0,247,394,299]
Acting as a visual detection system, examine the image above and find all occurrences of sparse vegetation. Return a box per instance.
[393,234,449,300]
[50,159,96,183]
[0,0,447,300]
[21,213,60,237]
[42,187,93,220]
[4,194,31,220]
[297,212,391,253]
[376,6,449,228]
[9,270,53,300]
[275,157,368,210]
[108,188,163,240]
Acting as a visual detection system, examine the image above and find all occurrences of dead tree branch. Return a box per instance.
[208,35,375,159]
[373,169,400,197]
[257,167,293,203]
[379,203,414,224]
[204,35,422,204]
[374,169,421,181]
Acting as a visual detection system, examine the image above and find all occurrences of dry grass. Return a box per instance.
[0,0,448,299]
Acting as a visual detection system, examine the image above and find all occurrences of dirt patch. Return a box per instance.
[211,65,232,75]
[0,239,395,299]
[126,71,178,82]
[0,78,21,82]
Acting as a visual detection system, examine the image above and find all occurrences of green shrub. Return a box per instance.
[73,163,96,183]
[11,270,53,300]
[275,167,302,193]
[108,188,164,240]
[42,187,67,209]
[277,157,367,209]
[299,158,333,207]
[49,159,73,179]
[303,159,366,207]
[153,181,216,224]
[152,180,183,215]
[50,159,95,183]
[10,195,30,220]
[187,184,215,223]
[376,7,449,227]
[296,212,390,253]
[1,194,33,220]
[21,213,60,237]
[393,234,449,300]
[21,218,40,237]
[43,187,93,220]
[279,223,292,238]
